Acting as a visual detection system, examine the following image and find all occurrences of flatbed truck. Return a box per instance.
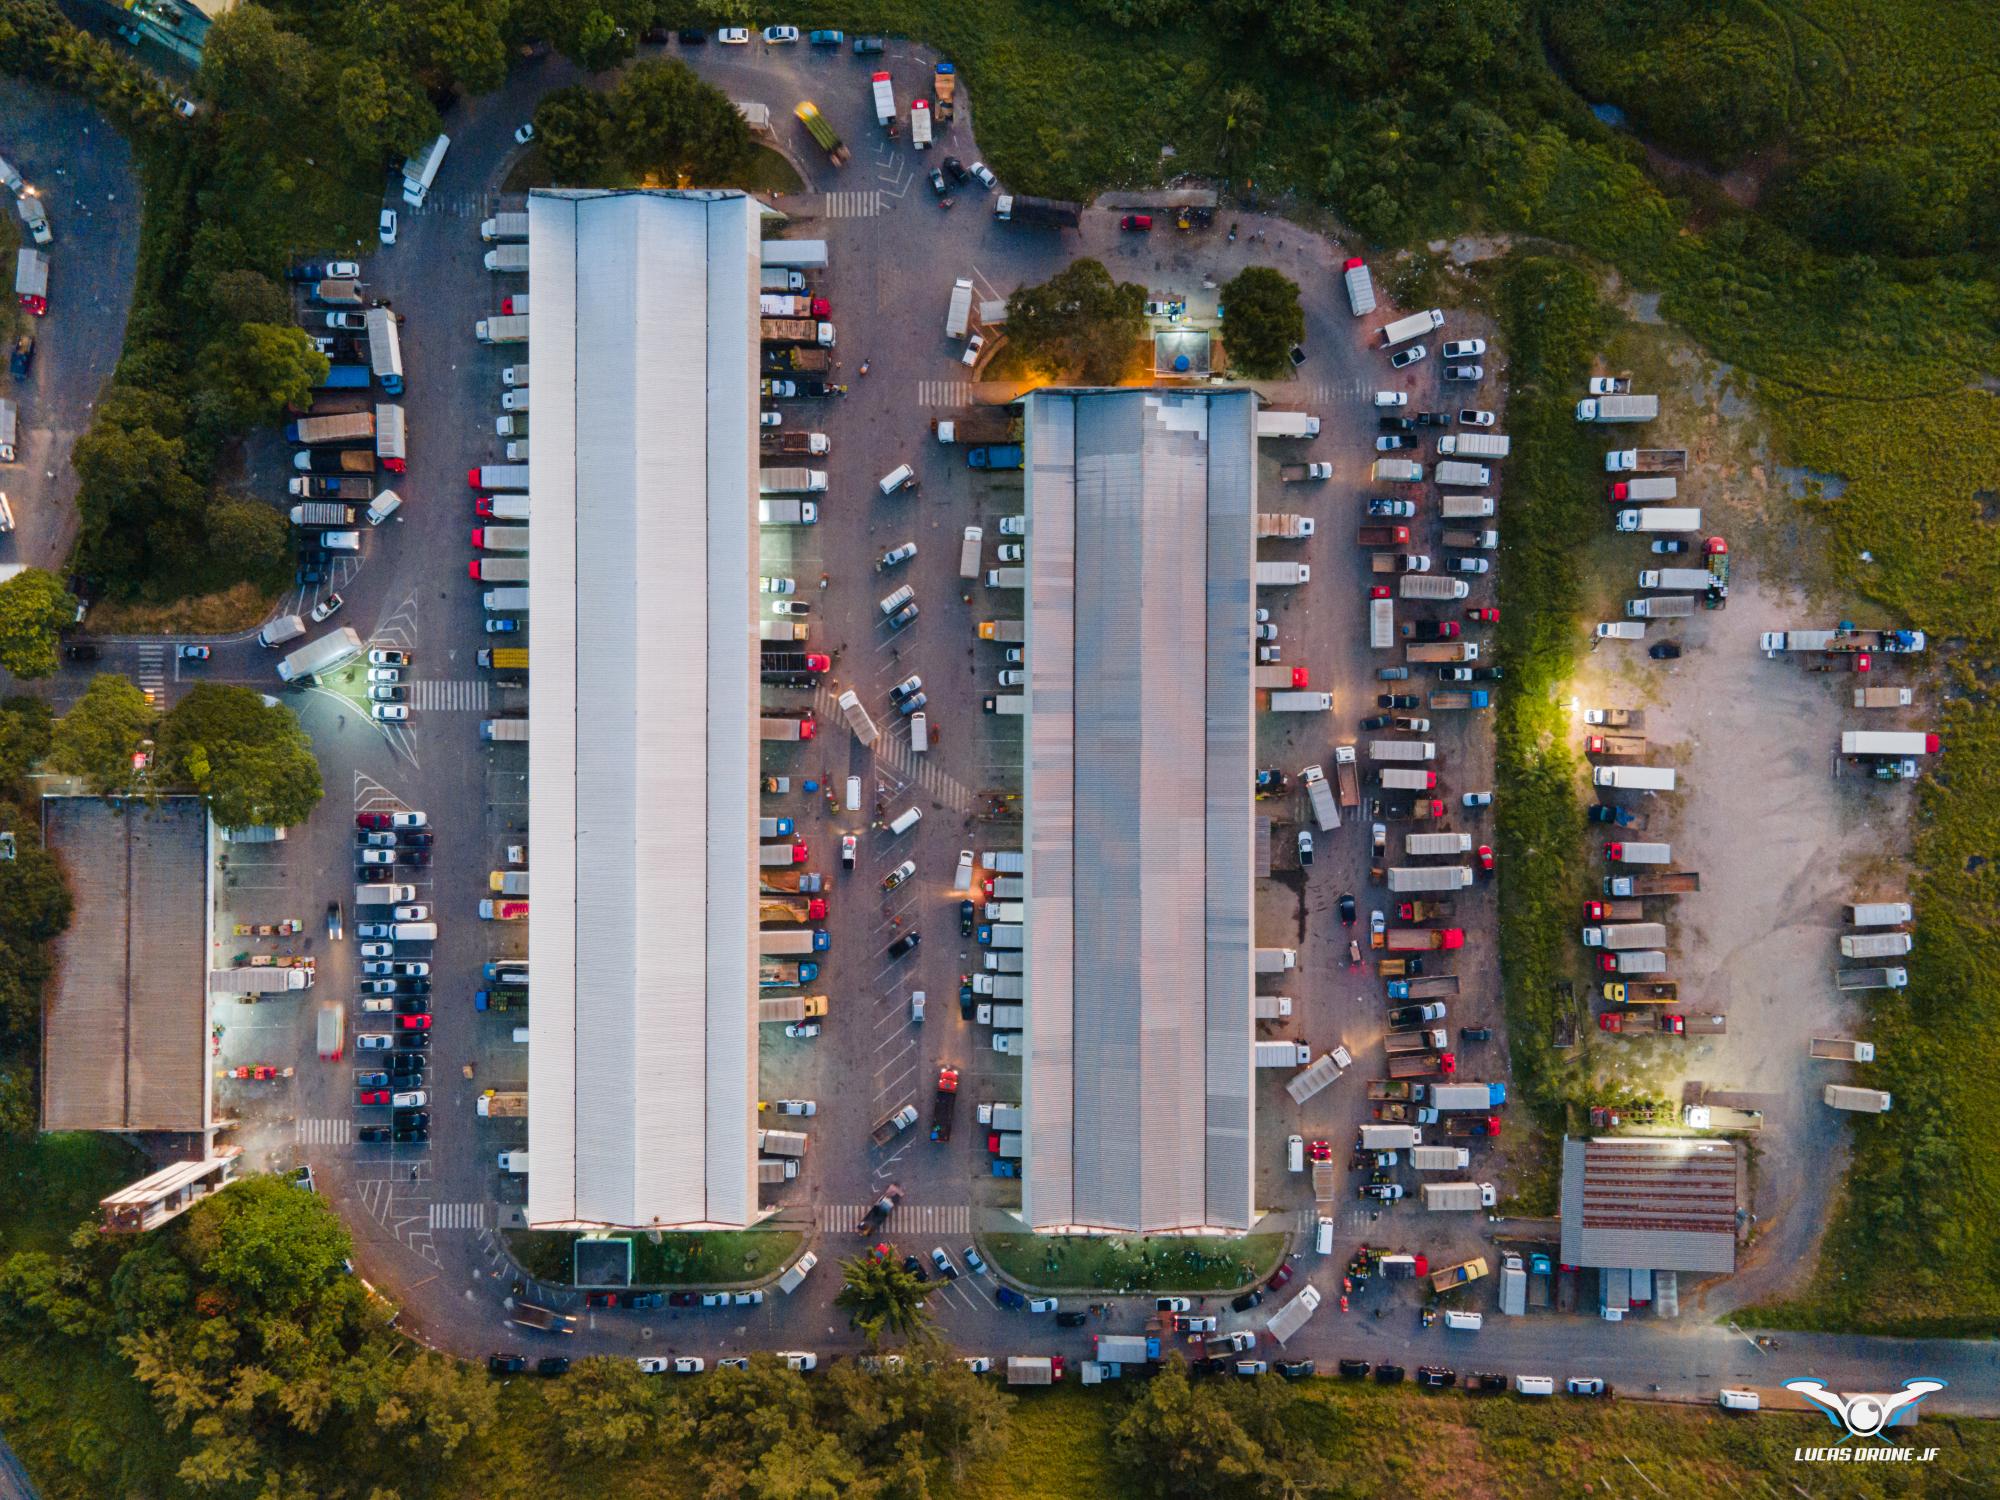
[1809,1038,1877,1062]
[1603,871,1699,897]
[1388,1053,1449,1079]
[1835,966,1908,992]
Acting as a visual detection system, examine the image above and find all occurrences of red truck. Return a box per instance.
[1358,525,1411,546]
[1385,928,1465,952]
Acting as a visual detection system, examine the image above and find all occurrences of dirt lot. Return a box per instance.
[1561,323,1918,1313]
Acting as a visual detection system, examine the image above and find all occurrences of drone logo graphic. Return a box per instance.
[1784,1379,1946,1440]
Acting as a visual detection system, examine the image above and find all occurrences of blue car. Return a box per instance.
[991,1159,1018,1178]
[995,1285,1027,1309]
[485,618,520,634]
[808,29,844,45]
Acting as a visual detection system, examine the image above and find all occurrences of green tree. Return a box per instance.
[833,1251,934,1345]
[608,59,755,187]
[208,269,290,326]
[1220,267,1305,379]
[0,568,76,680]
[1110,1355,1319,1499]
[197,5,316,115]
[375,1350,500,1461]
[0,842,72,947]
[181,1174,353,1315]
[676,1356,850,1493]
[541,1354,659,1458]
[517,0,651,72]
[534,84,615,185]
[49,675,154,795]
[0,696,54,787]
[193,324,329,432]
[403,0,510,94]
[1214,84,1267,177]
[334,57,440,163]
[202,496,292,583]
[71,403,208,588]
[1005,259,1148,385]
[823,1357,1013,1485]
[158,684,323,830]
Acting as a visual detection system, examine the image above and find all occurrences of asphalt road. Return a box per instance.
[10,37,1998,1417]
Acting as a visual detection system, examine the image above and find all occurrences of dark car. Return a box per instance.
[1378,694,1420,710]
[396,831,434,847]
[1378,416,1416,434]
[1056,1310,1088,1327]
[394,1110,430,1130]
[942,156,968,183]
[668,1291,700,1307]
[1417,1365,1456,1389]
[1340,1358,1371,1379]
[676,28,706,44]
[900,1254,930,1284]
[1649,642,1682,660]
[888,931,921,959]
[388,1053,424,1075]
[395,1032,431,1050]
[1471,1371,1509,1393]
[1277,1359,1316,1380]
[392,1124,429,1142]
[1359,713,1391,730]
[1230,1289,1264,1313]
[1415,410,1452,427]
[1374,1364,1405,1384]
[852,35,885,54]
[9,334,34,379]
[641,25,668,43]
[960,900,976,936]
[1268,1261,1295,1290]
[929,167,949,196]
[1469,667,1504,681]
[1587,804,1637,826]
[357,1125,393,1143]
[995,1286,1027,1310]
[536,1357,570,1377]
[489,1353,527,1373]
[393,996,431,1013]
[1255,768,1288,795]
[1459,1026,1492,1042]
[628,1291,665,1308]
[64,642,101,662]
[1338,892,1356,925]
[1376,665,1409,681]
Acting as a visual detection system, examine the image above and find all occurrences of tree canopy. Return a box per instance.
[1005,259,1148,385]
[1220,266,1304,378]
[0,568,76,680]
[1112,1355,1338,1499]
[158,683,324,829]
[608,60,757,187]
[834,1251,936,1346]
[49,675,154,795]
[193,323,329,431]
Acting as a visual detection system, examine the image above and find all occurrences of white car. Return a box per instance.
[961,333,985,367]
[392,905,429,921]
[1156,1296,1192,1312]
[1390,344,1426,369]
[775,1099,816,1116]
[911,991,925,1023]
[514,123,535,144]
[674,1357,705,1374]
[889,673,923,701]
[997,669,1024,687]
[367,667,401,683]
[999,515,1026,536]
[880,541,918,568]
[771,600,807,615]
[930,1247,959,1279]
[882,859,917,892]
[961,1356,992,1374]
[325,311,366,330]
[1375,435,1411,452]
[391,811,426,828]
[378,209,397,244]
[718,27,750,43]
[1443,364,1484,382]
[359,849,395,865]
[1460,408,1496,427]
[323,261,361,280]
[785,1022,820,1039]
[733,1290,765,1306]
[362,961,396,976]
[1027,1297,1058,1313]
[997,544,1023,563]
[1003,647,1024,665]
[1373,390,1408,408]
[760,576,797,595]
[391,1090,427,1108]
[361,942,392,958]
[368,649,408,667]
[779,1352,818,1371]
[969,161,997,189]
[371,704,410,721]
[761,25,799,42]
[636,1357,671,1374]
[761,410,782,427]
[1448,557,1490,574]
[1462,791,1493,808]
[368,685,404,703]
[356,1033,393,1050]
[1441,339,1486,359]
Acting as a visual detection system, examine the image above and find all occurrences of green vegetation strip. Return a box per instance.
[979,1232,1285,1293]
[504,1227,801,1287]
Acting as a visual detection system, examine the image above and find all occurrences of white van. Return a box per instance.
[910,711,929,753]
[1444,1310,1484,1332]
[845,775,862,812]
[889,806,922,836]
[511,1026,530,1044]
[497,1151,529,1173]
[1315,1215,1334,1255]
[1718,1388,1760,1412]
[392,922,438,941]
[1513,1375,1554,1396]
[879,584,915,617]
[1287,1135,1304,1173]
[878,463,916,495]
[955,849,974,890]
[778,1251,819,1293]
[365,489,403,525]
[257,614,307,648]
[322,530,362,552]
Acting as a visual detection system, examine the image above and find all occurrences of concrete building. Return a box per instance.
[1558,1136,1741,1287]
[1018,388,1260,1235]
[41,796,214,1139]
[525,189,767,1231]
[79,0,237,68]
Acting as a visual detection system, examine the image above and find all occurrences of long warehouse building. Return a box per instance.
[526,188,766,1230]
[1020,388,1259,1235]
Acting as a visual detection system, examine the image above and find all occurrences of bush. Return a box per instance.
[1219,266,1303,378]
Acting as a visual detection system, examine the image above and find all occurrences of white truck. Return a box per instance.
[276,627,363,684]
[1581,922,1668,949]
[1256,1041,1311,1068]
[480,211,529,242]
[1268,692,1332,712]
[1378,309,1443,347]
[1263,1285,1322,1345]
[1639,568,1716,591]
[1410,1146,1470,1171]
[1255,411,1320,439]
[1576,394,1659,423]
[1254,947,1296,973]
[1616,507,1702,533]
[1609,476,1677,501]
[1844,901,1912,927]
[1437,433,1509,459]
[1422,1181,1497,1211]
[946,278,974,340]
[400,133,450,206]
[1373,458,1424,484]
[871,71,896,128]
[1823,1085,1892,1114]
[1433,461,1490,488]
[837,690,880,747]
[1255,561,1311,586]
[1301,764,1339,831]
[484,243,529,273]
[1439,494,1494,519]
[1370,595,1394,648]
[476,314,530,343]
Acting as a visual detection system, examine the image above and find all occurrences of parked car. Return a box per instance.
[1443,364,1484,382]
[1441,340,1486,359]
[1390,345,1427,369]
[1119,214,1153,231]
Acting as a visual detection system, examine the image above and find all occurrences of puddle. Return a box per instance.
[1777,464,1847,501]
[1591,103,1629,128]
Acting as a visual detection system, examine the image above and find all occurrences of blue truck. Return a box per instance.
[967,444,1024,470]
[1428,690,1489,710]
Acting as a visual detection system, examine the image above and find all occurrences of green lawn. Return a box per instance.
[505,1227,802,1286]
[0,1133,145,1255]
[979,1232,1285,1293]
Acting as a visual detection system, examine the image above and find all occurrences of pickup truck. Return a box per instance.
[1388,1052,1451,1079]
[1367,1080,1418,1101]
[870,1104,918,1146]
[1280,463,1332,481]
[858,1185,904,1235]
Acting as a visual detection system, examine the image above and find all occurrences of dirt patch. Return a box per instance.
[85,582,276,636]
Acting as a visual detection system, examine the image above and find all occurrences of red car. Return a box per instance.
[1307,1139,1332,1161]
[1477,844,1495,872]
[810,296,831,318]
[1597,1013,1624,1034]
[1120,214,1152,231]
[396,1013,433,1030]
[357,1088,391,1104]
[1464,606,1500,623]
[356,812,393,829]
[1268,1261,1295,1290]
[803,653,832,672]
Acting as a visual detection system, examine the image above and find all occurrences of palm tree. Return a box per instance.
[834,1249,933,1345]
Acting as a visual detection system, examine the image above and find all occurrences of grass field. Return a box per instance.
[980,1232,1286,1293]
[505,1227,802,1286]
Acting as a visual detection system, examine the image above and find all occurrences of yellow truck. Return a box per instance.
[758,994,829,1024]
[1430,1256,1489,1294]
[478,646,528,670]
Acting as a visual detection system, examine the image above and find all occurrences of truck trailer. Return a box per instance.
[1254,411,1321,439]
[1809,1038,1877,1063]
[277,627,363,684]
[1342,259,1377,316]
[1604,871,1699,896]
[1605,448,1686,472]
[1615,508,1702,533]
[993,194,1083,228]
[1433,461,1491,488]
[1824,1085,1892,1113]
[1576,394,1659,423]
[1581,923,1667,949]
[1423,1182,1497,1212]
[1378,309,1444,347]
[1302,765,1340,831]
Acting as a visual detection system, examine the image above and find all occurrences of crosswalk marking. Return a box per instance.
[817,1203,973,1235]
[429,1201,487,1230]
[816,686,974,811]
[297,1117,351,1145]
[135,643,166,701]
[409,678,491,711]
[915,379,972,408]
[1306,378,1369,403]
[818,190,881,219]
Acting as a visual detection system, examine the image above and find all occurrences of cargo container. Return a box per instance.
[1372,458,1424,484]
[1368,740,1435,762]
[1839,931,1913,959]
[1437,433,1509,458]
[1255,561,1311,586]
[1575,394,1659,423]
[1593,765,1676,792]
[1823,1084,1892,1114]
[1378,309,1443,347]
[1387,866,1473,893]
[1342,258,1376,316]
[1615,508,1702,533]
[1433,461,1490,488]
[1399,576,1469,600]
[1841,730,1939,757]
[1581,922,1667,950]
[1268,691,1331,712]
[1844,901,1911,928]
[1423,1181,1496,1211]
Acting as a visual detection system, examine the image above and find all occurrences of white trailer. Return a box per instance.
[1437,433,1509,458]
[1839,932,1913,959]
[1844,902,1912,927]
[1434,460,1490,488]
[1342,258,1376,316]
[1268,691,1331,712]
[1422,1181,1497,1211]
[1255,411,1321,439]
[871,71,896,127]
[1378,309,1443,347]
[1593,765,1676,791]
[1387,866,1473,892]
[1841,730,1937,756]
[761,240,830,269]
[1301,764,1339,831]
[1615,508,1702,533]
[1256,1041,1311,1068]
[1370,596,1394,649]
[946,278,974,340]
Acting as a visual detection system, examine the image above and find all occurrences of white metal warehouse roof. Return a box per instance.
[526,190,763,1231]
[1019,388,1258,1235]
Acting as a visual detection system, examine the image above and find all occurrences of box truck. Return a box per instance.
[1378,309,1443,347]
[1302,764,1339,831]
[1575,394,1659,423]
[1434,460,1491,488]
[1845,901,1912,927]
[1615,508,1702,533]
[1437,433,1509,458]
[1370,596,1394,648]
[1609,476,1677,501]
[1605,448,1686,472]
[277,627,363,684]
[1255,411,1320,439]
[1823,1085,1892,1114]
[1255,562,1311,586]
[1268,691,1332,712]
[1423,1182,1497,1211]
[1373,458,1424,484]
[1593,766,1676,792]
[1841,731,1938,757]
[1400,576,1469,599]
[1342,258,1376,316]
[1581,923,1667,949]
